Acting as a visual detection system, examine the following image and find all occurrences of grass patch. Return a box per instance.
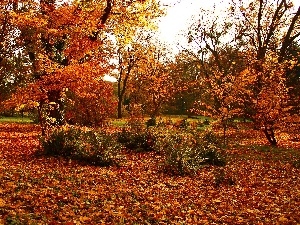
[109,115,213,129]
[163,115,212,123]
[0,116,33,123]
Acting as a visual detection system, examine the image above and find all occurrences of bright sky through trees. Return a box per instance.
[157,0,230,53]
[157,0,300,54]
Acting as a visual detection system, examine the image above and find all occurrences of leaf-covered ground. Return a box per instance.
[0,123,299,224]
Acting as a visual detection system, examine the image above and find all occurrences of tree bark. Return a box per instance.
[117,98,123,119]
[279,6,300,63]
[262,126,277,146]
[48,90,65,125]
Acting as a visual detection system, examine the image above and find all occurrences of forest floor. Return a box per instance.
[0,123,299,224]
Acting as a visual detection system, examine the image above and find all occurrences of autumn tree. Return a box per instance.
[109,0,164,119]
[187,0,299,146]
[64,79,116,126]
[229,0,300,145]
[188,7,247,144]
[166,50,206,116]
[114,44,142,119]
[5,0,113,133]
[4,0,161,133]
[129,42,176,118]
[285,41,300,116]
[111,36,163,119]
[0,0,20,71]
[0,1,30,111]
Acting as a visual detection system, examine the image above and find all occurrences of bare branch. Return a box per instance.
[279,5,300,62]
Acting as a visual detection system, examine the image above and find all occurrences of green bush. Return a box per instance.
[200,148,226,166]
[203,119,210,125]
[39,126,81,157]
[39,126,121,166]
[117,128,155,152]
[157,130,226,175]
[117,115,156,152]
[174,118,189,129]
[125,116,145,133]
[146,117,156,127]
[75,130,121,166]
[163,134,195,175]
[199,130,226,166]
[5,214,23,225]
[151,128,173,153]
[201,130,220,146]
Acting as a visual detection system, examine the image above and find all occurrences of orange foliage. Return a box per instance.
[65,78,117,126]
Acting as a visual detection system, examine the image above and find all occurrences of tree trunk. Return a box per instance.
[262,126,277,146]
[117,98,122,119]
[48,90,65,125]
[37,103,46,136]
[222,118,228,147]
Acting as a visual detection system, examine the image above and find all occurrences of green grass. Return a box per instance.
[110,119,127,127]
[109,115,213,130]
[163,115,211,121]
[0,116,33,123]
[227,143,300,164]
[145,115,213,124]
[0,114,212,126]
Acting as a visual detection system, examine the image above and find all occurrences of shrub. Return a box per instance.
[159,130,226,175]
[39,126,81,157]
[201,130,222,147]
[117,115,156,152]
[198,130,226,166]
[125,115,145,133]
[39,126,121,166]
[203,119,210,125]
[162,134,196,175]
[151,128,173,153]
[5,214,23,225]
[200,148,226,166]
[75,130,121,166]
[174,118,189,129]
[117,128,155,152]
[146,117,156,127]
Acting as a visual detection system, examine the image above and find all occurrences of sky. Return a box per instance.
[156,0,231,53]
[105,0,300,81]
[156,0,300,54]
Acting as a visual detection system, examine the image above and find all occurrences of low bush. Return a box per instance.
[158,130,226,175]
[39,126,81,157]
[203,119,210,125]
[39,126,121,166]
[200,148,226,166]
[117,128,155,152]
[146,117,156,127]
[162,134,197,175]
[126,115,145,133]
[76,130,121,166]
[117,115,156,152]
[174,118,189,129]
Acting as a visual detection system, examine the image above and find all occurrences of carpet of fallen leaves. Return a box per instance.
[0,123,299,224]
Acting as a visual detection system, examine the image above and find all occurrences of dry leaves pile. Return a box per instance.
[0,123,299,224]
